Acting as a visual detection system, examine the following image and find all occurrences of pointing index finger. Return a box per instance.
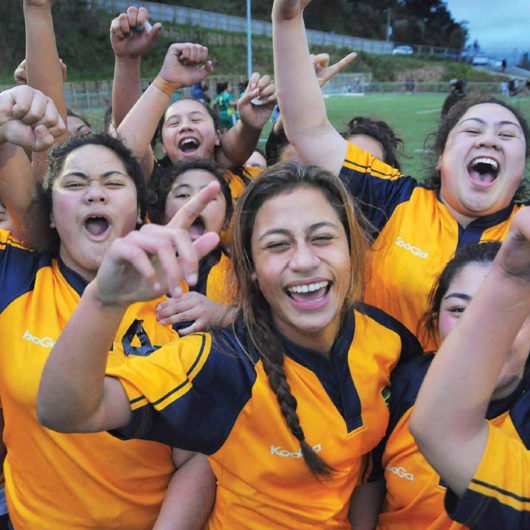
[166,180,221,230]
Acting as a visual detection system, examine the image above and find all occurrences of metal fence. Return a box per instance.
[90,0,394,55]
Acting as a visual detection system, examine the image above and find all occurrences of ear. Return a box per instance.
[250,271,257,282]
[214,129,222,147]
[136,207,143,226]
[435,155,442,172]
[50,211,56,229]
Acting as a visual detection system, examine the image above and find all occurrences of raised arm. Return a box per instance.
[23,0,68,178]
[216,73,276,168]
[410,207,530,495]
[37,182,221,433]
[0,85,65,247]
[272,0,347,174]
[117,42,212,178]
[110,5,162,130]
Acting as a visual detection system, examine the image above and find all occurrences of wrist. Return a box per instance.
[152,75,180,98]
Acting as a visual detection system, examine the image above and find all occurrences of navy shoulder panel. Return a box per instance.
[0,239,51,312]
[356,302,424,364]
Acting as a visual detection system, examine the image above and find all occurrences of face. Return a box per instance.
[438,103,527,224]
[161,99,221,163]
[66,115,92,137]
[245,150,267,169]
[251,187,351,353]
[438,261,530,398]
[163,169,227,240]
[51,144,141,281]
[347,134,385,162]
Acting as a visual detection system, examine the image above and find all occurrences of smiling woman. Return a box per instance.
[271,0,530,351]
[37,161,423,529]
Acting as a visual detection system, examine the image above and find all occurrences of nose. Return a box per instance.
[476,128,500,150]
[289,242,320,271]
[83,181,107,204]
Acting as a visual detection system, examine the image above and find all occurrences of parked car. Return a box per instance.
[392,45,414,56]
[472,56,489,66]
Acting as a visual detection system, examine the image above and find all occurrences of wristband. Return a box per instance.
[152,76,178,98]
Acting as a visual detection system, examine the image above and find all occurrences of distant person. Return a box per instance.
[441,79,466,118]
[404,78,415,93]
[190,81,211,105]
[501,58,507,72]
[214,81,238,130]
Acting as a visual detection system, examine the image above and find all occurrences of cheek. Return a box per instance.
[438,312,457,341]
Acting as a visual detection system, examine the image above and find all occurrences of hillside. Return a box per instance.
[0,0,503,85]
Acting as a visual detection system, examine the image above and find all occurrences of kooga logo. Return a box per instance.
[395,237,428,259]
[270,444,322,458]
[22,330,56,348]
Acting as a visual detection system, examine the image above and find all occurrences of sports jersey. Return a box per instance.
[373,354,530,530]
[0,230,178,529]
[446,421,530,529]
[214,91,237,129]
[340,142,527,350]
[106,304,422,529]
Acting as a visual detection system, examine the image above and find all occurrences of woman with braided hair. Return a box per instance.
[37,162,421,529]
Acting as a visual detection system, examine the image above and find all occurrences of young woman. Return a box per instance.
[150,158,235,335]
[366,240,530,529]
[410,209,530,529]
[38,162,422,529]
[0,87,214,529]
[272,0,530,351]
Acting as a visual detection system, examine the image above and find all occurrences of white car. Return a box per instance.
[392,45,414,56]
[472,56,489,66]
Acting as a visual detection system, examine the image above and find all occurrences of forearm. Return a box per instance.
[0,142,52,248]
[112,56,143,129]
[23,2,67,125]
[117,79,172,165]
[217,119,260,168]
[37,281,127,432]
[153,452,215,529]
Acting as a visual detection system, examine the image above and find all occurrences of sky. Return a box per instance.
[445,0,530,53]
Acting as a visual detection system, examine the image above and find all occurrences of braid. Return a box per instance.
[258,330,334,479]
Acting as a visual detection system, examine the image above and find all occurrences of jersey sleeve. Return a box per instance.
[339,142,419,237]
[445,423,530,529]
[107,331,255,454]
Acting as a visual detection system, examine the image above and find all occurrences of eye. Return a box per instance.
[311,234,334,245]
[174,192,191,200]
[447,305,466,315]
[63,180,85,189]
[264,240,290,251]
[498,130,516,139]
[105,180,126,188]
[463,128,481,135]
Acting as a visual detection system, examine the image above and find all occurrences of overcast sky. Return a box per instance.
[445,0,530,52]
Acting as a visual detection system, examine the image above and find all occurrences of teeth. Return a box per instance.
[287,281,328,294]
[472,157,499,170]
[180,138,198,148]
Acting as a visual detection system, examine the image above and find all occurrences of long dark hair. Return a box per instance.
[230,162,369,478]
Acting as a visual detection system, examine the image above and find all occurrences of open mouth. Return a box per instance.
[468,157,500,185]
[178,137,200,153]
[84,215,110,237]
[188,216,206,240]
[285,281,331,302]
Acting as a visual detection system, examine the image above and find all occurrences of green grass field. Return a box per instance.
[87,92,530,180]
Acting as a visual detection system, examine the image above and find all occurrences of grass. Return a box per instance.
[85,91,530,180]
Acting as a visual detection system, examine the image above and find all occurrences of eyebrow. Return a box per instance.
[62,170,129,179]
[443,292,472,302]
[258,221,339,242]
[460,117,522,131]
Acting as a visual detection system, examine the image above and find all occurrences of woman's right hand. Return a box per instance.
[94,182,221,307]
